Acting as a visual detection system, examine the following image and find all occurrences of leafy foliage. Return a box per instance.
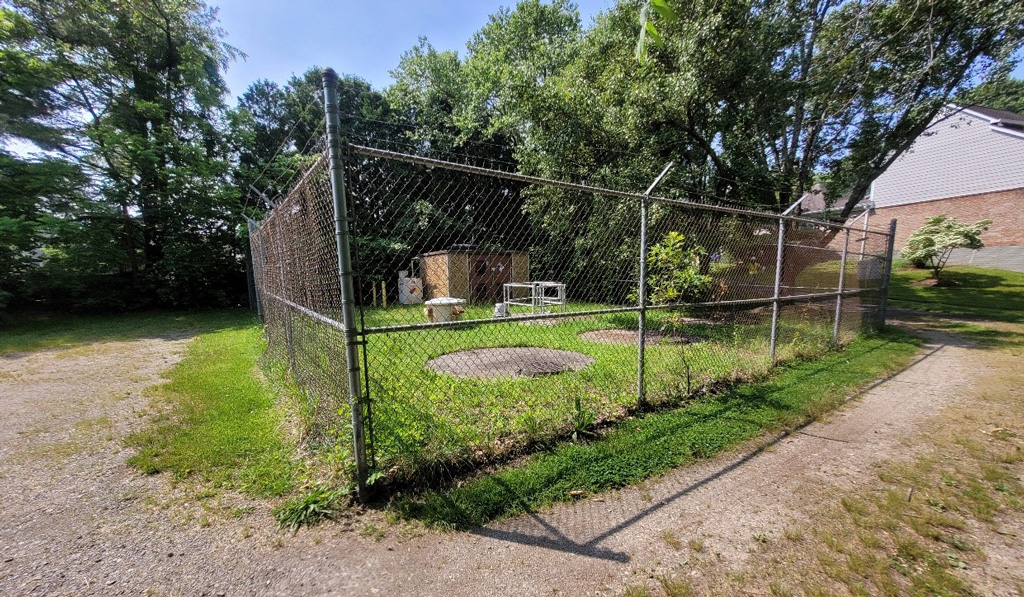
[3,0,1024,313]
[901,215,992,279]
[645,231,711,305]
[962,75,1024,115]
[3,0,243,310]
[635,0,679,64]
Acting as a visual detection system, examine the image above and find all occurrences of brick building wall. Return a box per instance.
[868,186,1024,250]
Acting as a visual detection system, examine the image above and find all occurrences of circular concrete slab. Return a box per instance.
[425,347,594,379]
[579,329,703,345]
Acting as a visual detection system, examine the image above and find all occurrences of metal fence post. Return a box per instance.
[323,68,369,499]
[876,218,898,329]
[637,163,673,409]
[832,227,851,345]
[637,193,649,409]
[859,205,871,260]
[769,217,786,362]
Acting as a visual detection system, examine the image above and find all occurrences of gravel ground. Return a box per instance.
[0,324,1005,596]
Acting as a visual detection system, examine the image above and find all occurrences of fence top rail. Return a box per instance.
[346,143,876,235]
[248,153,329,232]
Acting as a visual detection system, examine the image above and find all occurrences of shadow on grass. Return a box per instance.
[0,309,255,356]
[389,331,946,562]
[914,320,1024,351]
[889,266,1024,324]
[392,330,923,547]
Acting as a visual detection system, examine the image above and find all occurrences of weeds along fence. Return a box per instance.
[248,70,897,497]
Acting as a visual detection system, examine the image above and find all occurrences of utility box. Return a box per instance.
[420,248,530,303]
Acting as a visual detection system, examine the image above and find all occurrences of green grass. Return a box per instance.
[0,309,246,355]
[394,328,920,528]
[272,484,349,532]
[125,317,298,497]
[888,265,1024,322]
[4,309,301,498]
[280,300,844,479]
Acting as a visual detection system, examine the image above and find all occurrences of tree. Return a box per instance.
[0,5,87,310]
[962,75,1024,115]
[0,6,67,146]
[233,68,394,211]
[901,215,991,280]
[361,38,539,286]
[5,0,243,308]
[0,154,87,309]
[550,0,1024,216]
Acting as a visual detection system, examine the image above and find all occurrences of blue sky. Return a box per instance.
[212,0,1024,105]
[212,0,615,102]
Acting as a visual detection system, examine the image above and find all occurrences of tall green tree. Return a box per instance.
[6,0,242,308]
[962,75,1024,115]
[0,5,86,309]
[481,0,1024,216]
[233,68,394,210]
[396,0,1024,299]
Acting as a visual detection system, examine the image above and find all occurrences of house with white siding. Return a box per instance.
[800,104,1024,269]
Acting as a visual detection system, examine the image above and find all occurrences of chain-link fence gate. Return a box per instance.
[248,69,897,498]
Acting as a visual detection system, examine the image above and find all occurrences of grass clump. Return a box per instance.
[394,329,920,528]
[125,318,297,497]
[659,576,693,597]
[273,485,350,532]
[661,529,683,550]
[623,584,653,597]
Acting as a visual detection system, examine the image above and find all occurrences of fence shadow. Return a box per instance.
[456,334,951,562]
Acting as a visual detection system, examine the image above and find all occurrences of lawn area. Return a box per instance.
[396,327,921,528]
[0,309,247,355]
[3,298,906,528]
[124,316,298,497]
[282,299,849,479]
[1,309,301,498]
[888,265,1024,322]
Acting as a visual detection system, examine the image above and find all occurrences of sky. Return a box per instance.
[211,0,615,103]
[212,0,1024,105]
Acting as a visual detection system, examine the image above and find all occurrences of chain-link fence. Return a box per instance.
[248,72,897,496]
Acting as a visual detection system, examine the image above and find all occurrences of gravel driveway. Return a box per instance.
[0,324,994,595]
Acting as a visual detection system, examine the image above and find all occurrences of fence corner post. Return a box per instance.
[877,218,898,330]
[245,217,263,323]
[322,67,370,500]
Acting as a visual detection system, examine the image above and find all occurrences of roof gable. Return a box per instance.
[961,105,1024,126]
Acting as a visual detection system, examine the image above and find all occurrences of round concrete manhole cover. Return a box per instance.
[424,347,595,379]
[579,329,704,345]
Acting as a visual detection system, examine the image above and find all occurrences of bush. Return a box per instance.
[645,231,712,305]
[900,215,991,280]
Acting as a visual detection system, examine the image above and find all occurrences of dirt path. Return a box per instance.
[0,325,1001,596]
